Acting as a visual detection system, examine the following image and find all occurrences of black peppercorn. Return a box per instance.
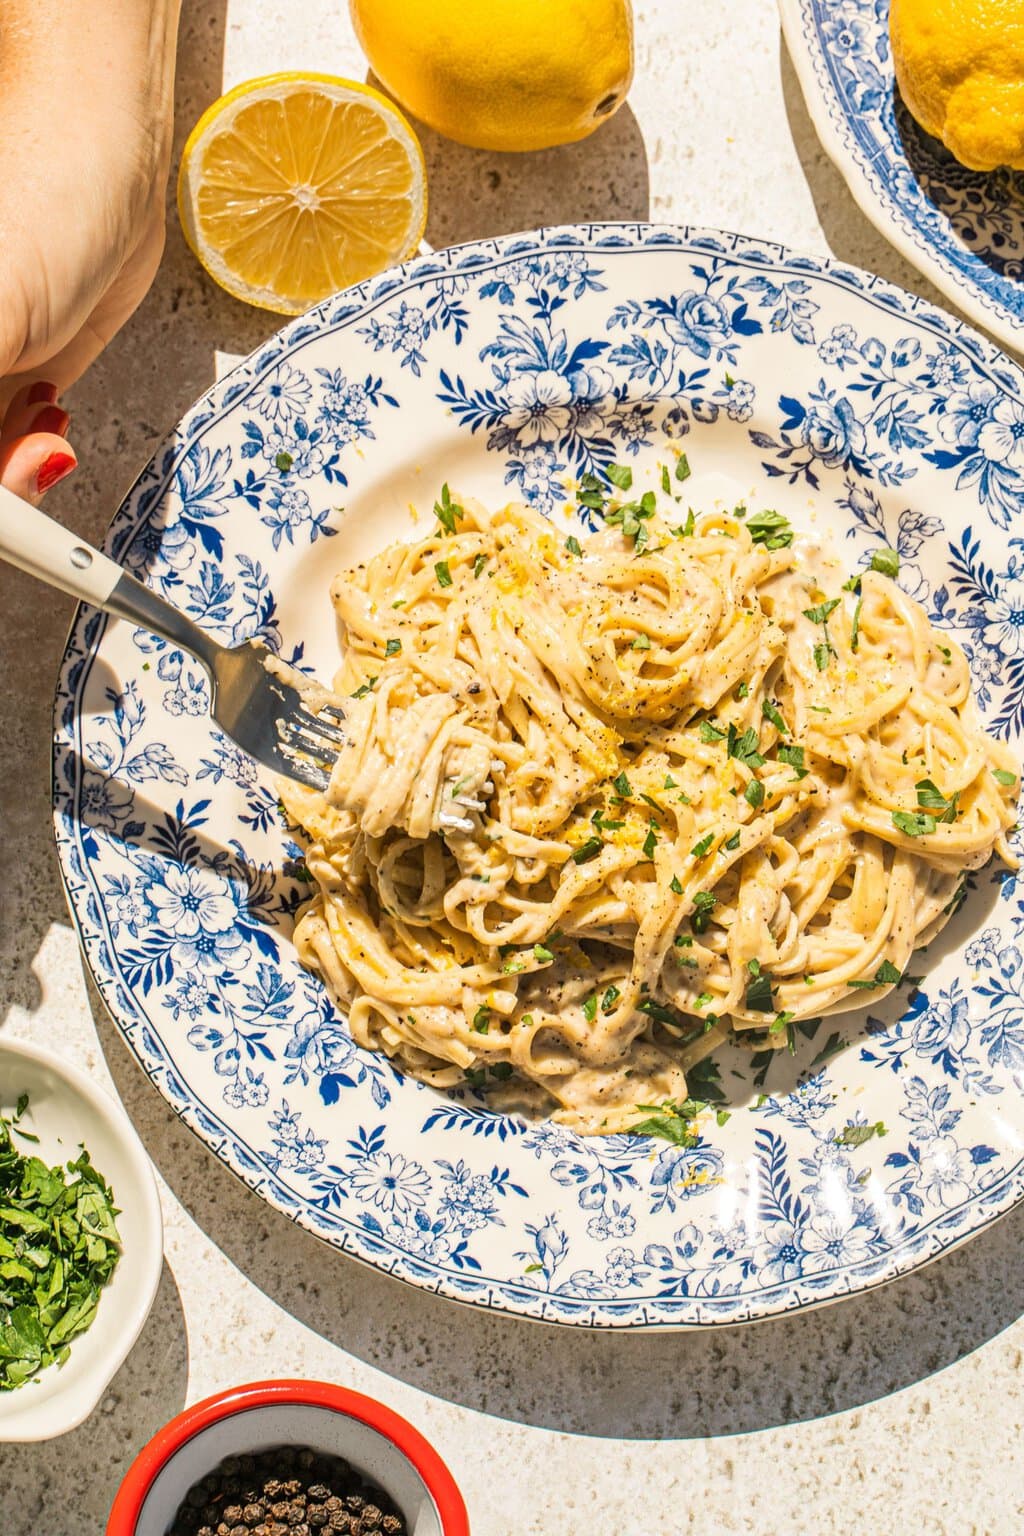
[169,1446,407,1536]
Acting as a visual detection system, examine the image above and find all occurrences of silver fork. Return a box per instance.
[0,486,342,791]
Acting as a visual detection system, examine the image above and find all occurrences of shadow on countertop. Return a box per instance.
[416,100,651,248]
[0,1263,188,1528]
[90,978,1024,1446]
[777,34,972,329]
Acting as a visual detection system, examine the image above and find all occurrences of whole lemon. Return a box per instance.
[891,0,1024,171]
[349,0,634,153]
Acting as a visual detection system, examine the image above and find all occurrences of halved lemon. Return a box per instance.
[178,73,427,315]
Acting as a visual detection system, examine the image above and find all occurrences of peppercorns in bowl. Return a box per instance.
[167,1441,405,1534]
[107,1380,468,1536]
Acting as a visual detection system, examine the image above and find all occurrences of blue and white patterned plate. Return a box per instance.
[54,225,1024,1328]
[781,0,1024,355]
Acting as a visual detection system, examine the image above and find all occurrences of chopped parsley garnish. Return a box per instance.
[473,553,487,578]
[472,1006,490,1033]
[350,676,378,699]
[892,809,937,837]
[688,1055,727,1102]
[674,934,693,947]
[501,957,526,974]
[385,638,402,657]
[675,453,692,483]
[778,743,808,780]
[606,462,633,491]
[723,830,741,851]
[624,1101,703,1147]
[691,832,714,858]
[565,535,583,557]
[915,777,960,823]
[744,779,765,809]
[533,944,554,963]
[434,482,464,535]
[612,771,633,798]
[639,793,662,813]
[632,633,652,651]
[583,995,598,1022]
[803,597,840,671]
[762,698,789,735]
[745,959,775,1013]
[746,508,794,550]
[571,837,603,865]
[691,891,717,932]
[638,997,687,1028]
[0,1098,122,1392]
[671,508,696,539]
[994,768,1017,787]
[274,450,294,472]
[434,560,453,588]
[642,823,658,859]
[694,991,714,1010]
[771,1011,797,1051]
[870,546,899,578]
[591,808,625,832]
[660,464,672,495]
[699,720,726,744]
[576,471,605,512]
[736,681,750,699]
[848,959,903,989]
[835,1120,887,1148]
[802,598,841,626]
[809,704,832,714]
[670,874,685,895]
[605,490,657,551]
[601,985,621,1013]
[938,644,952,664]
[664,774,678,789]
[727,723,764,770]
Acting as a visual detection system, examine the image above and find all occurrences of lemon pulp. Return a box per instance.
[178,73,427,314]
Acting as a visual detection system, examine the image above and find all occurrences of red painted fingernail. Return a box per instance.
[31,404,69,437]
[27,380,58,406]
[35,451,76,494]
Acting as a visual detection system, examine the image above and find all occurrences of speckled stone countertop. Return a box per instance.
[1,2,1022,1531]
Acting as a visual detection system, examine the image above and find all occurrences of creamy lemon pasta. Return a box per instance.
[280,479,1019,1134]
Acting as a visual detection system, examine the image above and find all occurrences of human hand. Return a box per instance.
[0,0,181,402]
[0,382,76,502]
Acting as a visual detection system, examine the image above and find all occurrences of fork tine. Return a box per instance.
[297,703,347,744]
[278,717,340,766]
[277,749,331,792]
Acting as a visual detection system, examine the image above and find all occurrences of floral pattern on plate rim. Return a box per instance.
[53,224,1024,1328]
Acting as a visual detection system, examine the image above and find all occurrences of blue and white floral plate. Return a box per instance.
[54,224,1024,1328]
[780,0,1024,355]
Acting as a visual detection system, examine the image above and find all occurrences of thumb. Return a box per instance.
[0,431,77,504]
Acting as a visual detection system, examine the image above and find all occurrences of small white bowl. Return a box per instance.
[0,1034,163,1441]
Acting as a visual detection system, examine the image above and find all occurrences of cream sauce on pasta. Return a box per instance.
[279,491,1019,1134]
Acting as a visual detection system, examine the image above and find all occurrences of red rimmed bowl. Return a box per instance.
[107,1379,469,1536]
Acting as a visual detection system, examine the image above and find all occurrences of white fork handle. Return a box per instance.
[0,483,123,605]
